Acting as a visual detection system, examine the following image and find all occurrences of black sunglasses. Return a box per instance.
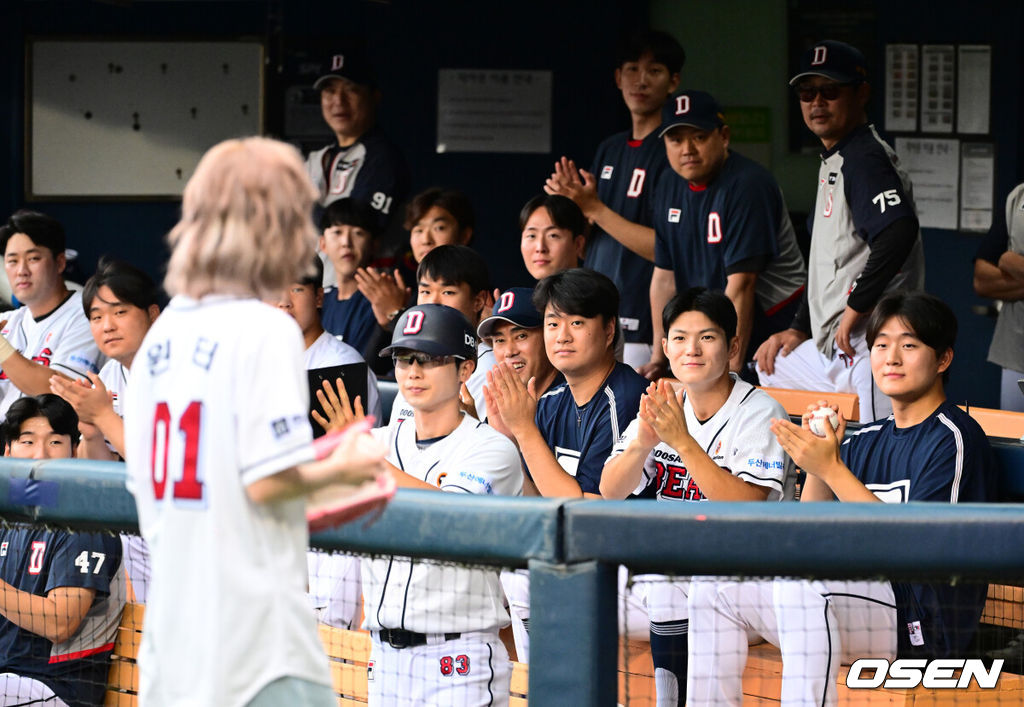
[793,83,850,102]
[392,352,456,369]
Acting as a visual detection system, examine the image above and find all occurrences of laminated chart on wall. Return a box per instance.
[28,40,263,199]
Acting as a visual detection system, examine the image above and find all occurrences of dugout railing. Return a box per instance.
[3,452,1024,706]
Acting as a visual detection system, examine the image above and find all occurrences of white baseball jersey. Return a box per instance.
[464,342,495,421]
[607,375,795,623]
[98,359,128,419]
[124,296,330,707]
[96,359,152,601]
[609,375,795,502]
[362,414,522,634]
[387,341,493,424]
[0,291,103,418]
[304,334,379,628]
[305,330,383,424]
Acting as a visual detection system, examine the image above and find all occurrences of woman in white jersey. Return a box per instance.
[123,137,387,707]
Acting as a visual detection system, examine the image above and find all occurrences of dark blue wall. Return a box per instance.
[870,2,1024,408]
[1,0,643,289]
[3,1,1021,407]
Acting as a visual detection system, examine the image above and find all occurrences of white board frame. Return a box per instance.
[27,37,264,200]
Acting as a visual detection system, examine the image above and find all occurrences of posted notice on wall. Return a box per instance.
[895,137,959,229]
[919,45,955,134]
[885,44,919,133]
[957,45,991,134]
[959,143,995,232]
[436,69,552,154]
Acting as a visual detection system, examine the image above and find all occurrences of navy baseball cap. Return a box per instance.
[658,90,725,137]
[380,304,477,360]
[477,288,543,339]
[789,40,868,86]
[313,50,376,90]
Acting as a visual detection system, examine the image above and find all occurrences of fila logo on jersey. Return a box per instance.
[403,310,425,335]
[0,541,7,557]
[331,54,345,71]
[828,172,838,185]
[600,165,614,180]
[674,94,691,115]
[497,291,516,313]
[811,46,828,66]
[667,208,681,223]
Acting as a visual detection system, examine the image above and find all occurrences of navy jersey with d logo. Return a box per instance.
[586,130,668,345]
[534,362,647,494]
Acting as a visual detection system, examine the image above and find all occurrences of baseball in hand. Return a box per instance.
[809,407,839,437]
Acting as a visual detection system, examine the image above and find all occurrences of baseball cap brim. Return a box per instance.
[477,315,539,340]
[658,118,721,137]
[313,73,372,91]
[788,69,859,86]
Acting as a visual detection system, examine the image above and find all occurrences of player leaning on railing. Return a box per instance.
[0,394,126,707]
[687,291,996,707]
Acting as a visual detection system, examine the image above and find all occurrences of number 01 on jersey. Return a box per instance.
[151,401,206,503]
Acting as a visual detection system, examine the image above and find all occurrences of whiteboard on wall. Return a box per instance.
[28,39,263,199]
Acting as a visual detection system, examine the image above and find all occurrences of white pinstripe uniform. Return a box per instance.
[606,375,793,705]
[0,291,103,418]
[362,414,522,706]
[609,376,795,619]
[98,359,128,419]
[304,330,382,630]
[96,358,152,603]
[687,401,994,706]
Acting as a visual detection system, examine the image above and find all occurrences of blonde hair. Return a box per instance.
[164,137,318,300]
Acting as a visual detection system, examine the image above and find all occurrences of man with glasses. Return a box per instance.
[754,40,925,422]
[361,303,522,705]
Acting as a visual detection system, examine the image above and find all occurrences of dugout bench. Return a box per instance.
[105,602,1024,706]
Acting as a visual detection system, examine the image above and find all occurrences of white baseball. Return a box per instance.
[809,407,839,437]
